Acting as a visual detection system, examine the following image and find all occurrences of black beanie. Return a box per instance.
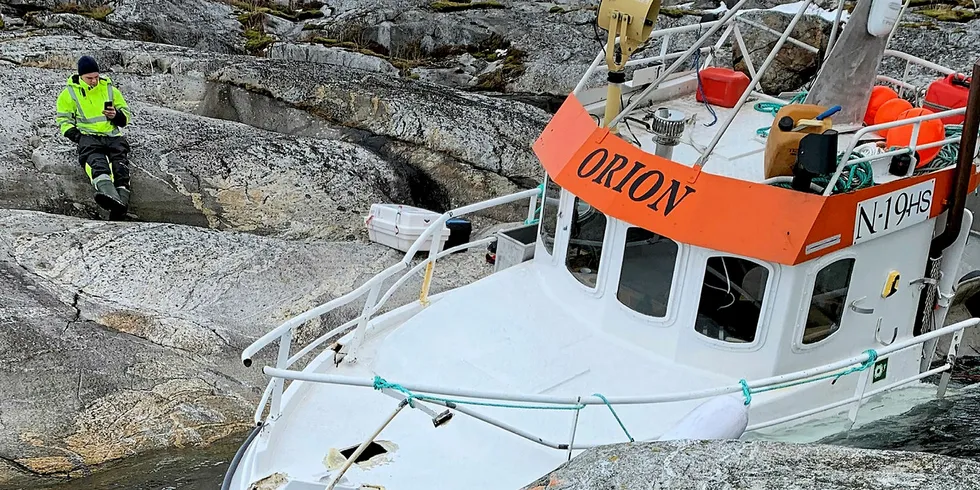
[77,56,100,76]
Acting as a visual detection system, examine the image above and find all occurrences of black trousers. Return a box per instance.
[77,134,131,188]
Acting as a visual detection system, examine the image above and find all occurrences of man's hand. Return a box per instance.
[64,128,81,143]
[103,107,117,119]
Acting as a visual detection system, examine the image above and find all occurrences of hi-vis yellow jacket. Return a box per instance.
[55,75,132,137]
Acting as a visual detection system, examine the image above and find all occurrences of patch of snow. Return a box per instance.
[769,1,850,23]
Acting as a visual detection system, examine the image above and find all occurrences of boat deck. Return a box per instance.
[244,263,738,488]
[616,92,909,187]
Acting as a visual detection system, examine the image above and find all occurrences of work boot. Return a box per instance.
[92,175,125,213]
[109,186,131,221]
[116,186,131,208]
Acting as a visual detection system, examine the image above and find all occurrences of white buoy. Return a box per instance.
[658,395,749,441]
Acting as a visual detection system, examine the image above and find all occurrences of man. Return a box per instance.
[55,55,134,218]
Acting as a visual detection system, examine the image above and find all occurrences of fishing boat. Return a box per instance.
[224,0,980,487]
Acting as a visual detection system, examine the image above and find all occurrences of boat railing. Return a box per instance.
[827,106,968,196]
[263,318,978,455]
[241,187,542,421]
[573,0,821,108]
[577,1,972,179]
[879,49,958,100]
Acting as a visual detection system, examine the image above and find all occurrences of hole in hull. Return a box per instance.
[339,442,388,463]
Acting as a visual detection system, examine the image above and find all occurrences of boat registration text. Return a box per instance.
[853,179,935,245]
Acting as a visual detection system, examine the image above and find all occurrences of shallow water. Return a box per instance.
[32,436,240,490]
[31,365,980,489]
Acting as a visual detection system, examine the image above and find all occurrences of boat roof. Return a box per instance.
[534,0,980,266]
[535,93,978,266]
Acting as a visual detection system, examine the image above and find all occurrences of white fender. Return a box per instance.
[867,0,903,37]
[658,394,749,441]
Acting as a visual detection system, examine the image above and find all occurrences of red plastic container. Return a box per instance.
[923,73,971,125]
[696,67,750,108]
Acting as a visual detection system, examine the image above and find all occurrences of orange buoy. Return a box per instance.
[873,98,914,136]
[865,85,899,126]
[885,107,944,167]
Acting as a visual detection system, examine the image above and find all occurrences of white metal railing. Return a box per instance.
[572,0,971,189]
[264,318,978,451]
[243,188,541,421]
[882,49,957,100]
[572,0,826,167]
[828,106,967,196]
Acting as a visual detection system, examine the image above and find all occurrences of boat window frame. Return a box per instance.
[537,175,563,259]
[792,252,859,352]
[613,226,683,321]
[690,251,776,351]
[563,195,611,296]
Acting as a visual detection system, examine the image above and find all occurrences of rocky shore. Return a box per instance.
[3,0,980,486]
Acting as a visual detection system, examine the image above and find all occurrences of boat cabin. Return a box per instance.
[530,176,930,388]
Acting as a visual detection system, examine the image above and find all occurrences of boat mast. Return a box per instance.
[805,0,896,126]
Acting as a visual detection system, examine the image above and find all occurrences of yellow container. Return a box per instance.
[763,104,832,179]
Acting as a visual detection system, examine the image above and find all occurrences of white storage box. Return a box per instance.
[366,204,450,254]
[494,223,537,272]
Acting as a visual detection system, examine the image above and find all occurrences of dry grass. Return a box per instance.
[52,1,114,20]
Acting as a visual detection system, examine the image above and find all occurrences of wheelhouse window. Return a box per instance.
[695,257,769,343]
[565,198,606,288]
[539,178,561,255]
[802,259,855,344]
[617,228,678,317]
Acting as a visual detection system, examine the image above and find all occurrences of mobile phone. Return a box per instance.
[104,101,113,110]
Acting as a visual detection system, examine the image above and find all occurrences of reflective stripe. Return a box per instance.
[56,111,74,118]
[65,80,125,136]
[80,127,121,137]
[67,86,88,119]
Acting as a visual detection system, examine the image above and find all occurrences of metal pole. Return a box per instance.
[262,317,980,406]
[938,329,964,398]
[345,283,381,364]
[566,397,582,461]
[269,329,293,418]
[326,400,408,490]
[826,0,847,58]
[695,0,816,167]
[609,0,755,128]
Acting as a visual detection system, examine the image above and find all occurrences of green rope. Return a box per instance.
[770,152,874,194]
[739,379,751,406]
[914,124,965,173]
[755,92,808,138]
[372,376,586,411]
[375,347,877,430]
[739,349,879,405]
[524,183,546,225]
[592,393,634,442]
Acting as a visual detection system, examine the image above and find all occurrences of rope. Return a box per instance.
[592,393,634,442]
[754,92,808,137]
[739,349,879,405]
[769,152,874,194]
[373,376,586,411]
[373,376,634,441]
[739,379,751,406]
[524,182,546,225]
[691,34,717,127]
[914,124,966,173]
[375,345,877,430]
